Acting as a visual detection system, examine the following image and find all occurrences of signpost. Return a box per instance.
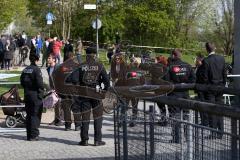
[84,4,97,10]
[92,18,102,29]
[46,12,54,37]
[84,2,101,57]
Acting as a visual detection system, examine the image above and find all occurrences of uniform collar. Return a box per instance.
[30,63,37,66]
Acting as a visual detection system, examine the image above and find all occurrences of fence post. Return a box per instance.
[121,101,128,160]
[114,103,121,160]
[194,111,199,160]
[180,109,184,160]
[187,110,193,160]
[231,118,238,160]
[149,105,155,160]
[144,100,148,159]
[239,120,240,160]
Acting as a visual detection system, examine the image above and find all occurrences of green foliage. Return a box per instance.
[0,0,27,31]
[23,0,234,58]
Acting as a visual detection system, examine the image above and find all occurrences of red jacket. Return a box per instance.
[52,41,63,55]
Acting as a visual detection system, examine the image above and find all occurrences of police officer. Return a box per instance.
[20,54,44,141]
[168,49,195,143]
[67,47,110,146]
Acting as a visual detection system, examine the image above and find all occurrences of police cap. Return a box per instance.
[86,47,97,55]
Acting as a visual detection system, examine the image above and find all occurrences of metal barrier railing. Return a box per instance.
[114,98,240,160]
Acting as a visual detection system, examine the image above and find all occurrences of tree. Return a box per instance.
[214,0,234,55]
[0,0,27,32]
[197,0,234,55]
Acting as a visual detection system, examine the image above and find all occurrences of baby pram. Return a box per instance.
[0,85,26,128]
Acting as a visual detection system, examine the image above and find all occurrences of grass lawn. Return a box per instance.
[0,75,23,98]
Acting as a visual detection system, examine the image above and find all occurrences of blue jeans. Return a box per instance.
[36,48,41,57]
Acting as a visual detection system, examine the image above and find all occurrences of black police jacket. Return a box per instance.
[168,58,195,84]
[67,58,110,91]
[20,63,44,97]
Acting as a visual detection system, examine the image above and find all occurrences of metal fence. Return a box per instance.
[114,98,240,160]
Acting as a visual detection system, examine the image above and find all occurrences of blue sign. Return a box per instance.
[46,12,54,21]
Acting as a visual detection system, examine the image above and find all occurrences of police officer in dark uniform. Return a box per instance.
[20,54,44,141]
[168,49,195,143]
[67,47,110,146]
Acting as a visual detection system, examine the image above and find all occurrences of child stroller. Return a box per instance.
[0,85,26,128]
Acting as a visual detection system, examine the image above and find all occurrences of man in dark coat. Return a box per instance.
[201,42,227,138]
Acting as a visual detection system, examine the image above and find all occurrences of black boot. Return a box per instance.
[75,123,81,131]
[78,140,88,146]
[65,122,71,131]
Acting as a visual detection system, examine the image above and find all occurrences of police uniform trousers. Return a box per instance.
[197,91,209,126]
[168,91,189,143]
[75,97,103,142]
[61,98,81,127]
[25,91,43,139]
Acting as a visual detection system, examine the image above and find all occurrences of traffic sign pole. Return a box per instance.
[84,2,101,57]
[46,12,54,38]
[96,0,99,58]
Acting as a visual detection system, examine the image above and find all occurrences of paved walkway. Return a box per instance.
[0,110,115,160]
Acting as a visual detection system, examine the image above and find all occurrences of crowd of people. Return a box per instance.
[109,42,226,142]
[16,30,226,146]
[0,31,28,70]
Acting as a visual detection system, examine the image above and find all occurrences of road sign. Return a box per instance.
[84,4,96,10]
[92,19,102,29]
[46,12,54,21]
[47,20,52,25]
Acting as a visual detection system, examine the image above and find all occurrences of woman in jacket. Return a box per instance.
[4,40,15,70]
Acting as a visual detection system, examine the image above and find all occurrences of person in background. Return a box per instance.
[20,54,44,141]
[41,37,50,67]
[30,36,37,56]
[36,34,43,57]
[52,37,63,64]
[47,54,64,126]
[63,39,74,62]
[126,57,141,127]
[107,44,114,64]
[76,38,83,63]
[110,53,127,86]
[22,31,27,43]
[0,37,4,69]
[19,44,29,66]
[4,39,15,70]
[61,52,82,131]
